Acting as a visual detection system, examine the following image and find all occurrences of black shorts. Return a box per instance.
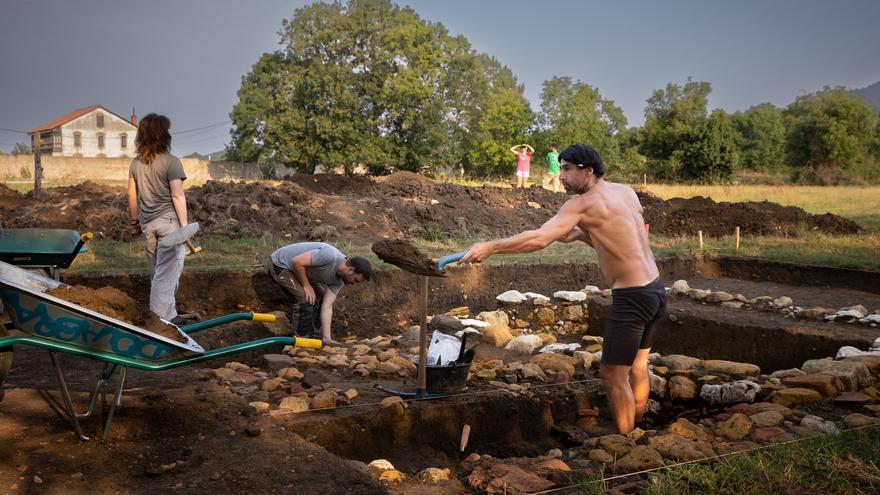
[601,277,667,366]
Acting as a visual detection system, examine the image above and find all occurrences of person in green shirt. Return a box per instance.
[545,145,561,192]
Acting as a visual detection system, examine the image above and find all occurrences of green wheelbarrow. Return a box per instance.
[0,228,93,280]
[0,260,322,441]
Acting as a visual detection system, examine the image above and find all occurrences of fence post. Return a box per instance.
[33,132,43,199]
[735,226,740,253]
[698,230,703,251]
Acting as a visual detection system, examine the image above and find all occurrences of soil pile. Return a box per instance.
[0,175,862,242]
[45,285,187,343]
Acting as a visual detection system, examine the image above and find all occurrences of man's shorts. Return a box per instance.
[516,170,530,178]
[601,277,667,366]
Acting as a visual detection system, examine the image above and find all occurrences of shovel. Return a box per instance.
[371,240,468,399]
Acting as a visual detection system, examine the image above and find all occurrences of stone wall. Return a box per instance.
[0,155,303,186]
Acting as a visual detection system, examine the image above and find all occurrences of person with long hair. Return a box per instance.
[127,113,191,325]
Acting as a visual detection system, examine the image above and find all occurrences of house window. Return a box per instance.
[74,132,81,147]
[96,113,104,128]
[97,133,105,148]
[120,133,127,148]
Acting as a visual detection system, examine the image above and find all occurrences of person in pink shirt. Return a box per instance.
[510,144,534,188]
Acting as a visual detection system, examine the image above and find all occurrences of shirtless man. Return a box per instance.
[461,144,665,434]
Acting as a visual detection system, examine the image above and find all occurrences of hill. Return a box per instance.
[852,81,880,112]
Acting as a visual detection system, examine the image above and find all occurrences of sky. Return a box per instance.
[1,0,878,155]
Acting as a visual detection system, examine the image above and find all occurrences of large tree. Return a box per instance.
[731,103,786,172]
[535,76,626,169]
[784,86,879,183]
[228,0,527,175]
[640,79,738,180]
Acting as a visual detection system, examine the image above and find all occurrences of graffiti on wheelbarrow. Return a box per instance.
[2,291,182,359]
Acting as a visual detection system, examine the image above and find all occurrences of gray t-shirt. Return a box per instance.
[129,152,187,224]
[271,242,346,294]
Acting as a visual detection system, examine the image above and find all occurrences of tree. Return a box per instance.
[535,76,626,175]
[731,103,786,172]
[11,142,30,155]
[639,79,737,181]
[228,0,522,175]
[784,86,879,183]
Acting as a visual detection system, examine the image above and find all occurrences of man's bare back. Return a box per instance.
[571,181,659,288]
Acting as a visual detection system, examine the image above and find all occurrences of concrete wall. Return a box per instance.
[0,155,293,186]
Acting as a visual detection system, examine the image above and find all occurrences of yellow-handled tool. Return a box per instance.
[294,337,324,349]
[250,312,276,323]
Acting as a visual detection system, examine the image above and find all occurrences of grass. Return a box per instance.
[643,428,880,495]
[643,184,880,232]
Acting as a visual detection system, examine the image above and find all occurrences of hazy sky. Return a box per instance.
[1,0,878,155]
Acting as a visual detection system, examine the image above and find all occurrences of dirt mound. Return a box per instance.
[0,176,862,242]
[638,192,863,237]
[45,284,187,342]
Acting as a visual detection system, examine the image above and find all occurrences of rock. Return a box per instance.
[482,325,514,347]
[261,379,282,392]
[310,390,338,409]
[648,434,715,461]
[388,356,417,375]
[574,351,597,370]
[483,464,554,494]
[376,362,401,374]
[842,413,880,428]
[701,360,761,379]
[782,374,843,396]
[617,446,664,471]
[801,358,872,391]
[667,418,712,442]
[478,310,509,327]
[752,427,790,444]
[836,346,880,359]
[706,291,734,303]
[263,353,295,372]
[599,434,636,456]
[505,335,544,355]
[715,413,753,440]
[671,280,690,296]
[380,396,405,417]
[588,449,614,463]
[343,388,358,401]
[699,380,760,405]
[771,387,822,406]
[428,314,464,334]
[649,371,667,397]
[521,363,548,382]
[661,354,703,371]
[582,335,604,345]
[772,296,793,309]
[583,285,602,295]
[668,375,699,400]
[800,414,840,434]
[834,391,871,405]
[368,459,395,475]
[278,396,309,413]
[771,368,805,379]
[860,314,880,325]
[840,305,869,318]
[248,401,270,414]
[418,467,451,483]
[749,411,784,427]
[378,469,405,485]
[464,453,481,463]
[213,368,235,379]
[523,292,551,305]
[302,368,331,388]
[796,307,835,320]
[843,354,880,373]
[531,353,578,377]
[553,291,587,302]
[687,288,711,300]
[326,354,349,367]
[721,302,744,309]
[497,290,527,304]
[562,305,586,322]
[540,343,581,354]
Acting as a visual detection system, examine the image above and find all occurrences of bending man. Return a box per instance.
[268,242,373,345]
[461,144,665,434]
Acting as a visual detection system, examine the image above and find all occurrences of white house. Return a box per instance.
[29,105,138,158]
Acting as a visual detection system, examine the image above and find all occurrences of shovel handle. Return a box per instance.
[437,252,467,270]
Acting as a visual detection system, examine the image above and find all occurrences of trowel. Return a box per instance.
[157,222,202,255]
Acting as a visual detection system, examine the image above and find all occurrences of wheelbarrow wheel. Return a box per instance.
[0,325,11,395]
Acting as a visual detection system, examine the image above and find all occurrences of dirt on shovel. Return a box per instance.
[371,239,445,276]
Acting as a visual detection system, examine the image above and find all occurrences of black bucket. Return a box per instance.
[426,361,471,394]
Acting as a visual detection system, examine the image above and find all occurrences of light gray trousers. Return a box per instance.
[141,214,184,321]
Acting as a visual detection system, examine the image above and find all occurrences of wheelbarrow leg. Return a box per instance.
[79,362,116,419]
[102,366,127,441]
[48,351,89,441]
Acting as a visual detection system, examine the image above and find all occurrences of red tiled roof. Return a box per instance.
[29,105,134,133]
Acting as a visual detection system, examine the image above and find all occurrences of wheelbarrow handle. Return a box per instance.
[437,252,467,270]
[59,232,93,269]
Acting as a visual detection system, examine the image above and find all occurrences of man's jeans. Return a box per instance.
[268,261,324,337]
[141,214,184,321]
